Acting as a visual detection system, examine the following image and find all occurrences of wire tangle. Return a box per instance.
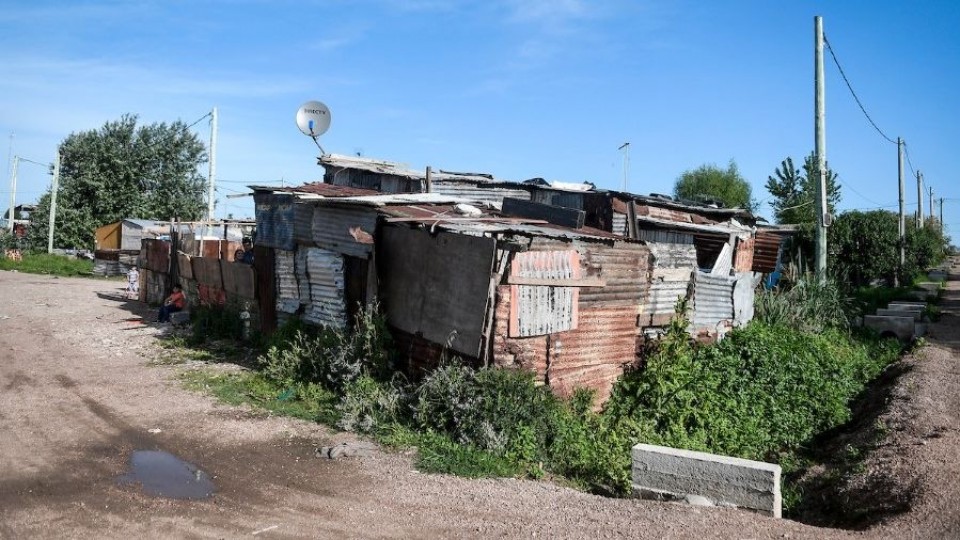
[823,34,898,145]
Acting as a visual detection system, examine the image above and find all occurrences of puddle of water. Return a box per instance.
[117,450,215,500]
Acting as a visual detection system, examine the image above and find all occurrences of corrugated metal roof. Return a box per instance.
[637,215,749,235]
[312,192,472,207]
[251,183,378,198]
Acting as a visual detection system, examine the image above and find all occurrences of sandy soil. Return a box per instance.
[1,261,959,539]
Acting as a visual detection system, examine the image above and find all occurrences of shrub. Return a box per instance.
[754,275,851,332]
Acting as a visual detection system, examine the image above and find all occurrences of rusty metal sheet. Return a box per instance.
[642,268,693,326]
[302,247,347,329]
[508,250,580,338]
[733,237,754,272]
[198,283,226,306]
[274,249,300,314]
[311,205,378,258]
[752,231,783,273]
[222,261,256,299]
[191,256,222,289]
[177,253,193,280]
[180,277,198,307]
[691,271,735,328]
[379,225,495,358]
[142,239,170,273]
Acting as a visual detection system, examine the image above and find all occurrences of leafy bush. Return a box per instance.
[190,305,246,344]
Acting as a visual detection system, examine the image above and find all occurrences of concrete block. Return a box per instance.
[876,308,921,321]
[887,302,926,310]
[863,314,917,341]
[632,443,781,518]
[915,282,941,294]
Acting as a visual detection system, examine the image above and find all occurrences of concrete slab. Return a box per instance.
[887,301,926,309]
[877,308,921,321]
[632,443,781,518]
[864,314,917,341]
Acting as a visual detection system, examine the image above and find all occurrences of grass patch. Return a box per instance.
[180,369,340,425]
[0,253,94,277]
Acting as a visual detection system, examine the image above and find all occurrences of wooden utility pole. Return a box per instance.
[47,151,61,253]
[814,16,828,277]
[897,139,905,277]
[916,170,923,227]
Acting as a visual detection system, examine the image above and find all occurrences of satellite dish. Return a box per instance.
[296,100,331,137]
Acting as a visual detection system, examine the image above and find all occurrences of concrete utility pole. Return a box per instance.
[207,107,219,222]
[7,155,18,232]
[814,16,828,277]
[929,186,935,225]
[897,139,905,276]
[47,151,61,253]
[916,170,923,227]
[618,142,630,192]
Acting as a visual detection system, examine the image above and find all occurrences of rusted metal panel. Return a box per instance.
[302,247,347,329]
[508,250,580,337]
[691,271,735,328]
[198,283,226,306]
[180,277,198,307]
[254,193,296,250]
[222,261,256,299]
[274,249,300,314]
[310,205,378,258]
[293,202,315,245]
[379,225,496,358]
[177,253,193,280]
[734,237,755,272]
[752,231,783,273]
[191,256,223,289]
[142,239,170,273]
[644,230,698,269]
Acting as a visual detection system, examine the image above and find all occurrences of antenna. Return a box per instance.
[618,142,630,192]
[296,100,332,156]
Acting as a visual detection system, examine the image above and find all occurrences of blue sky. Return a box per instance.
[2,0,958,235]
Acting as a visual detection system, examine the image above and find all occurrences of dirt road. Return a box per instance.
[1,266,958,539]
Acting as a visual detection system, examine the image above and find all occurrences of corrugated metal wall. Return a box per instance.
[509,250,579,337]
[275,249,300,314]
[293,203,314,246]
[302,247,347,328]
[311,206,378,258]
[752,231,783,273]
[254,193,296,250]
[431,182,531,207]
[612,213,627,236]
[691,271,735,329]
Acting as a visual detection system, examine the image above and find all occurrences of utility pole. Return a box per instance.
[7,155,19,232]
[618,142,630,192]
[916,170,923,227]
[929,186,934,224]
[814,16,828,277]
[897,138,905,278]
[940,198,945,236]
[207,107,219,222]
[47,151,61,253]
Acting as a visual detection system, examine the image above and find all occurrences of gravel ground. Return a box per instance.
[1,262,959,539]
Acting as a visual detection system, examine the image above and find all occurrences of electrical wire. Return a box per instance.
[823,34,898,145]
[902,141,918,178]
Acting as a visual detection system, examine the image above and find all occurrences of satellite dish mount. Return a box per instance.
[296,100,332,156]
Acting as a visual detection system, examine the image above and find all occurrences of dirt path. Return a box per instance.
[0,265,957,539]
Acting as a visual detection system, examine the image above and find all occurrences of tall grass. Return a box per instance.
[754,274,852,332]
[0,253,93,277]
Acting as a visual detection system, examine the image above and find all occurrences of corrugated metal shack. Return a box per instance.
[316,154,773,341]
[253,184,650,402]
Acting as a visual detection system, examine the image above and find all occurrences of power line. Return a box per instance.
[902,141,918,178]
[834,173,888,208]
[823,34,898,145]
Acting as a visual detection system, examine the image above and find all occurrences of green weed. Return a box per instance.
[0,253,94,277]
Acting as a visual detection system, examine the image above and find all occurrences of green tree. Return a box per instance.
[765,154,841,225]
[28,115,207,250]
[673,160,756,210]
[828,210,949,287]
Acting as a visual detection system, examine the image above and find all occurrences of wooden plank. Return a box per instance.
[505,276,606,287]
[501,197,585,229]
